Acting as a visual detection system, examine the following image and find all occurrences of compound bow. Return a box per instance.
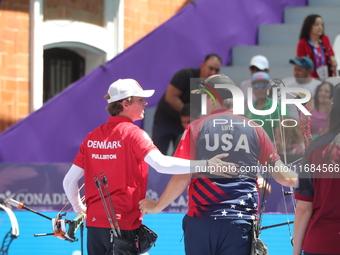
[259,78,313,243]
[5,198,85,253]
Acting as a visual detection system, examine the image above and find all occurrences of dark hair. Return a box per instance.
[104,94,133,116]
[313,82,333,110]
[328,83,340,132]
[204,53,222,64]
[322,83,340,164]
[329,109,340,133]
[327,105,340,164]
[250,66,261,72]
[299,14,324,40]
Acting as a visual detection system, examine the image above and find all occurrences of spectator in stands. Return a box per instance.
[245,72,288,141]
[285,57,321,120]
[152,54,222,154]
[310,81,334,138]
[297,14,337,79]
[240,55,269,110]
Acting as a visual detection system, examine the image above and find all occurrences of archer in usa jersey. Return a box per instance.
[174,109,279,220]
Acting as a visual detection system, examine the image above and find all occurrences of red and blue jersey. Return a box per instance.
[174,109,279,220]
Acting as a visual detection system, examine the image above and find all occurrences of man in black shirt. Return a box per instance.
[152,54,222,154]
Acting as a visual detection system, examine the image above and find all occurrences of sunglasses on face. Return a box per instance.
[252,84,268,89]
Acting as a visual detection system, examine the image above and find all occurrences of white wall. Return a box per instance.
[29,0,124,111]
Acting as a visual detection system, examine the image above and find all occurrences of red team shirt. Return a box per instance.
[294,131,340,254]
[174,109,279,220]
[73,116,157,230]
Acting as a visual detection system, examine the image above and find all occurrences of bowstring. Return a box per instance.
[278,86,313,245]
[54,182,85,239]
[258,157,271,236]
[277,119,295,242]
[298,104,312,148]
[59,183,85,217]
[267,79,295,242]
[254,84,277,236]
[290,92,313,212]
[50,183,86,242]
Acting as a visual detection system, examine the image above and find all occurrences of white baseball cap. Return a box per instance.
[107,79,155,103]
[249,55,269,70]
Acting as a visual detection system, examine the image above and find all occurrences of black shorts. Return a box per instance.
[87,226,137,255]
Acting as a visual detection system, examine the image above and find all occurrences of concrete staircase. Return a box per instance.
[221,0,340,86]
[144,0,340,149]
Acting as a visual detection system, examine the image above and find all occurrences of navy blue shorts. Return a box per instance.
[182,214,252,255]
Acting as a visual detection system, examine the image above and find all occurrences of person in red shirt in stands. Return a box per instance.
[297,14,337,79]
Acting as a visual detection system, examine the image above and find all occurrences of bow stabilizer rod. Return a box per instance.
[6,198,52,221]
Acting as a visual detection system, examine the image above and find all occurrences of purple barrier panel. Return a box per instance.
[0,162,295,214]
[0,163,76,211]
